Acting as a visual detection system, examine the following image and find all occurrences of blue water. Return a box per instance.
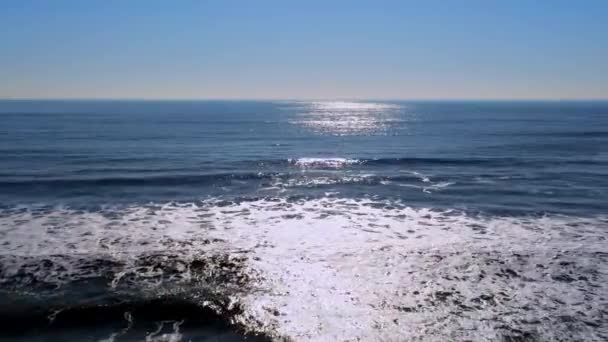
[1,100,607,341]
[1,100,607,214]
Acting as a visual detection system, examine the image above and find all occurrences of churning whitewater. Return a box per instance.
[1,198,606,340]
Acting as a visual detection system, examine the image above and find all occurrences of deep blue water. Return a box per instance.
[1,100,607,341]
[1,100,607,215]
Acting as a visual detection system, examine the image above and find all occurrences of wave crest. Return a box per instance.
[288,157,360,168]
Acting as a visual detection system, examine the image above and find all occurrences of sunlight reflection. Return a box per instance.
[289,101,405,136]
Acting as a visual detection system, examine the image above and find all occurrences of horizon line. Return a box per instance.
[1,97,608,102]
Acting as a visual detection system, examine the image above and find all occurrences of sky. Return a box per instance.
[1,0,607,100]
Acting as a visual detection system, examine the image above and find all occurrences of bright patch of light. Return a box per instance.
[289,101,406,136]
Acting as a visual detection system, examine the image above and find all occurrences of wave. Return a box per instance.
[284,156,559,169]
[2,157,605,184]
[0,173,445,191]
[284,157,523,167]
[280,157,608,168]
[506,130,608,138]
[0,172,278,188]
[1,198,606,340]
[0,295,269,341]
[0,249,273,339]
[287,157,360,168]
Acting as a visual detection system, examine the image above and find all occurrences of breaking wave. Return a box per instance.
[1,198,607,340]
[287,157,360,168]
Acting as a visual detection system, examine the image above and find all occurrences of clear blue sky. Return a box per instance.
[1,0,607,100]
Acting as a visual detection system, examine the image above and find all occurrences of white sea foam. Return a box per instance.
[0,198,606,340]
[288,157,360,168]
[408,170,431,183]
[422,181,455,193]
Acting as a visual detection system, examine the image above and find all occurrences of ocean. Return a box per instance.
[0,100,606,341]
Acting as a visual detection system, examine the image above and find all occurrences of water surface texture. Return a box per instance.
[0,100,607,341]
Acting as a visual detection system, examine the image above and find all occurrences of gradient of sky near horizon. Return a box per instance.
[1,0,607,100]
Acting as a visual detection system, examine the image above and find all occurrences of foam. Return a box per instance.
[288,158,360,169]
[1,198,607,340]
[406,170,431,183]
[423,181,455,193]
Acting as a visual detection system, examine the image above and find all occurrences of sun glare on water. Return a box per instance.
[290,101,406,136]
